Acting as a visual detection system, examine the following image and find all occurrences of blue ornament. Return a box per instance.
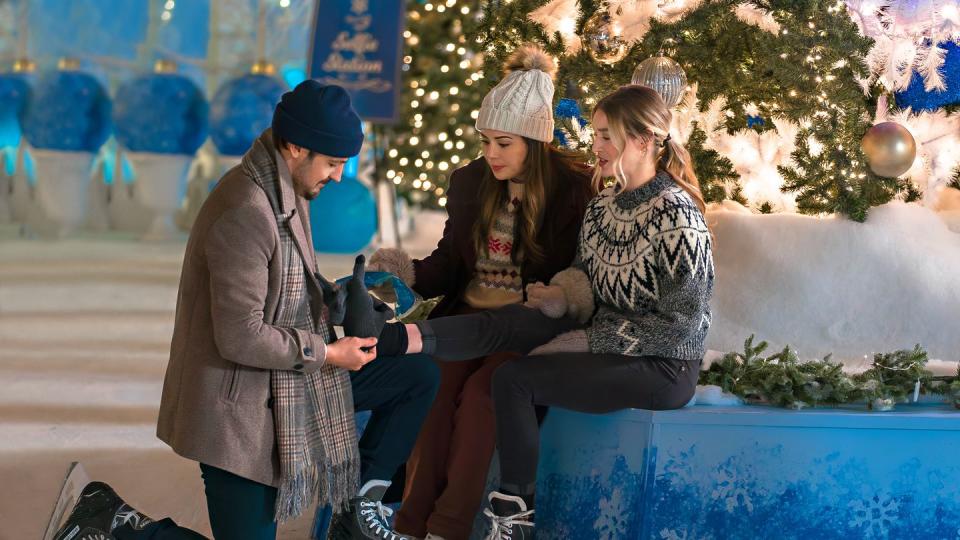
[113,72,208,154]
[555,98,582,118]
[555,98,589,127]
[895,42,960,112]
[0,73,32,148]
[309,176,377,253]
[210,74,288,156]
[22,70,111,152]
[746,115,765,129]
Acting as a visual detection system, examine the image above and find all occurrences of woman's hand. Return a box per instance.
[524,282,568,318]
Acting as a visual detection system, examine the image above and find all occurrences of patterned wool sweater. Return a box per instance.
[573,171,714,360]
[463,181,525,309]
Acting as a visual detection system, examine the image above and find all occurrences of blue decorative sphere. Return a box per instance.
[309,176,377,253]
[114,72,208,154]
[895,42,960,112]
[210,74,288,156]
[22,70,111,152]
[0,73,32,148]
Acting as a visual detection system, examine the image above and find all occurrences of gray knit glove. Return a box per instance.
[315,272,347,325]
[343,255,395,346]
[528,329,589,356]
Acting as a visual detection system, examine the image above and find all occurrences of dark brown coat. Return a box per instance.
[412,156,594,317]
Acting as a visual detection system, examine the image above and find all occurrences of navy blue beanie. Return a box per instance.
[271,81,363,158]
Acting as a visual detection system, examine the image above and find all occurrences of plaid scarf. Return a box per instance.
[241,132,360,522]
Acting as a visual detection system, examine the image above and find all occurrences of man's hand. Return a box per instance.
[324,337,378,371]
[525,282,568,318]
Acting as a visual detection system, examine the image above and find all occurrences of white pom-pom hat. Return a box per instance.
[475,44,558,143]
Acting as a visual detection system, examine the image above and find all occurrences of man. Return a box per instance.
[54,81,439,540]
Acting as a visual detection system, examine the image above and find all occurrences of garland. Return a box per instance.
[699,336,960,411]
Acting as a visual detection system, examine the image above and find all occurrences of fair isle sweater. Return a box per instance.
[573,171,714,361]
[463,181,525,309]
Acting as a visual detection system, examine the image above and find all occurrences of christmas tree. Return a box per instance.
[382,0,484,209]
[470,0,958,220]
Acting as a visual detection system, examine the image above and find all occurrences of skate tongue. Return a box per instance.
[489,492,528,515]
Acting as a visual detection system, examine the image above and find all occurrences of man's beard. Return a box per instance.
[293,167,328,200]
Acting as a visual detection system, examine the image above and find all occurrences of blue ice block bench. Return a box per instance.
[535,404,960,539]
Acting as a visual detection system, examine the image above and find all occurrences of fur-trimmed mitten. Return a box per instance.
[367,247,416,286]
[367,247,416,304]
[528,329,590,356]
[525,282,568,318]
[343,255,395,344]
[548,268,595,324]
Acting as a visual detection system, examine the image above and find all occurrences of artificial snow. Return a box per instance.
[692,385,745,407]
[705,200,960,366]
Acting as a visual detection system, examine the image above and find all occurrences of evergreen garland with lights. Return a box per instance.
[383,0,485,209]
[700,337,958,411]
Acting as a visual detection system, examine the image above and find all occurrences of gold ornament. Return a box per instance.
[583,8,628,65]
[12,57,36,73]
[631,56,688,108]
[153,59,178,74]
[861,122,917,177]
[57,57,81,71]
[250,59,276,76]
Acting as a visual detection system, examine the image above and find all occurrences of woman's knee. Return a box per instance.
[490,359,530,400]
[460,371,496,406]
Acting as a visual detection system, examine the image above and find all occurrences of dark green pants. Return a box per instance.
[114,464,276,540]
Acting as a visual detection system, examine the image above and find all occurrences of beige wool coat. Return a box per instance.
[157,133,332,487]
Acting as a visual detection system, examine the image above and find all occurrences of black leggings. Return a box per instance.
[379,304,700,494]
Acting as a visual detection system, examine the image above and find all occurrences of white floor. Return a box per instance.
[0,221,442,539]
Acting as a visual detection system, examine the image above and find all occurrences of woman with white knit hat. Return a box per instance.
[368,44,595,540]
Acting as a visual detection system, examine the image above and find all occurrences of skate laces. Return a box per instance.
[359,500,407,539]
[111,505,153,531]
[483,507,534,539]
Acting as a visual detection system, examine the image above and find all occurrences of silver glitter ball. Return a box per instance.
[583,10,629,65]
[631,56,688,108]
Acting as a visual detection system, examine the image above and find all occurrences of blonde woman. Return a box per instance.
[377,84,714,538]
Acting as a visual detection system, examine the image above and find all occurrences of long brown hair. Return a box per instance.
[592,85,706,213]
[473,141,588,266]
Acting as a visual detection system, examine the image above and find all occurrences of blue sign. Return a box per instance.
[308,0,405,123]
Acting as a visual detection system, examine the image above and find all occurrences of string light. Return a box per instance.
[386,5,482,206]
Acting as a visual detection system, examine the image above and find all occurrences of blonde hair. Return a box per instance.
[592,84,706,213]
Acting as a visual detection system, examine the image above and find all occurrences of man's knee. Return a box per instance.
[403,353,441,398]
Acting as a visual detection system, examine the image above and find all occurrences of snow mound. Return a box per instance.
[705,201,960,365]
